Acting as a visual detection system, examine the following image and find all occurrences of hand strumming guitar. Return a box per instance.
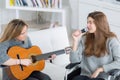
[17,59,32,66]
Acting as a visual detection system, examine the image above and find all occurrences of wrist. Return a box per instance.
[73,39,79,43]
[72,42,78,51]
[97,67,104,72]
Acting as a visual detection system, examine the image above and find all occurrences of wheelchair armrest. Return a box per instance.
[108,69,120,77]
[98,69,120,80]
[65,62,81,69]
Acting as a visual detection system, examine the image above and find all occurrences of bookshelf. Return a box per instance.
[5,0,66,27]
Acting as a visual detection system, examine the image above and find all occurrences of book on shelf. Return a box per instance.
[54,0,59,8]
[31,0,37,7]
[45,0,49,8]
[58,0,62,8]
[40,0,46,8]
[9,0,15,6]
[15,0,20,6]
[49,0,52,8]
[26,0,33,7]
[21,0,28,6]
[18,0,23,6]
[9,0,62,9]
[36,0,43,8]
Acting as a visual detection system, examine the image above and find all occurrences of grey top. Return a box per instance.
[70,36,120,77]
[0,37,32,80]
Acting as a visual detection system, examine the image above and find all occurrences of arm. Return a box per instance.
[3,58,20,66]
[3,58,31,66]
[0,41,31,67]
[70,30,84,63]
[72,30,82,51]
[103,37,120,72]
[91,38,120,78]
[91,67,104,78]
[27,36,32,47]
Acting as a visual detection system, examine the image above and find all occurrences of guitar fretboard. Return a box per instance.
[35,49,65,61]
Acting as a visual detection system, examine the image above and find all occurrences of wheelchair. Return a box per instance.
[64,62,120,80]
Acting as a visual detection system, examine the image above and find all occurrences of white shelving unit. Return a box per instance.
[6,0,66,27]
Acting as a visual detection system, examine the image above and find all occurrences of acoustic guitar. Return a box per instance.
[7,46,72,80]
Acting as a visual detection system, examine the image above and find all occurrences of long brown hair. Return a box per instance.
[0,19,28,42]
[85,11,116,57]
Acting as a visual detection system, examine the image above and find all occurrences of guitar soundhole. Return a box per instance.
[31,55,37,63]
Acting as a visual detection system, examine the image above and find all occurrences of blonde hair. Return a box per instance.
[0,19,28,42]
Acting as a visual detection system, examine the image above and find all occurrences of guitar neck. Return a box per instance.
[34,49,65,61]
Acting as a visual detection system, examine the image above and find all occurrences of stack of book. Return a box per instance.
[9,0,62,8]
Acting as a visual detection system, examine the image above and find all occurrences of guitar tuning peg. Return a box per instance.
[65,46,72,54]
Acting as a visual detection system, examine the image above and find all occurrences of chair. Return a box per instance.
[64,62,81,80]
[64,62,120,80]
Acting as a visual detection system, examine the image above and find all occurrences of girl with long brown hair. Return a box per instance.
[70,11,120,80]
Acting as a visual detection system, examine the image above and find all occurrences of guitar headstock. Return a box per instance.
[65,46,72,54]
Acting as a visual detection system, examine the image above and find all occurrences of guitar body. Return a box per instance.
[7,46,45,80]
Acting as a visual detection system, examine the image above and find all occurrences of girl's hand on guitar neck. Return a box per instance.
[18,59,32,66]
[48,54,56,60]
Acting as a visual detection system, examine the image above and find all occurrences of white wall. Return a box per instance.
[69,0,79,30]
[66,0,79,44]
